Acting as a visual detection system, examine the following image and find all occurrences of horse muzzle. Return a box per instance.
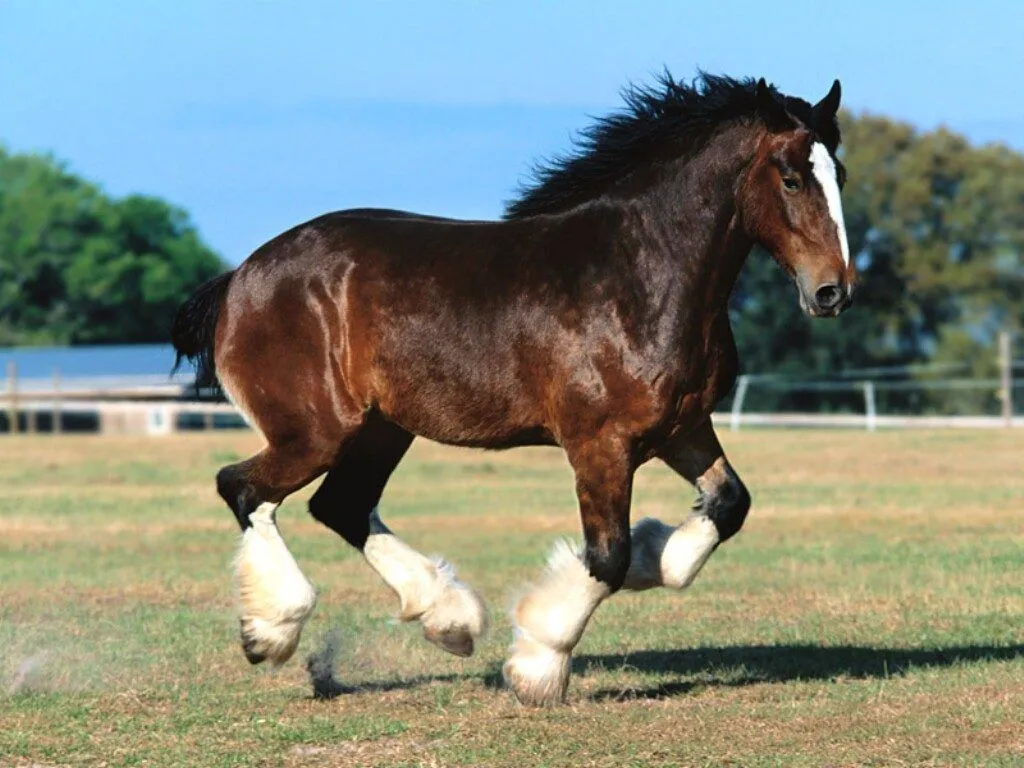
[797,277,855,318]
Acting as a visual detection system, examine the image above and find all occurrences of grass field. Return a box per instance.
[0,429,1022,767]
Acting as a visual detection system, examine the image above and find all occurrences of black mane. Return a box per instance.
[504,72,819,220]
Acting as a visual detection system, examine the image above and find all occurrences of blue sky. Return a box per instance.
[2,1,1023,265]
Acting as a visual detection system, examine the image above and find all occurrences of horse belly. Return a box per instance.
[369,342,552,448]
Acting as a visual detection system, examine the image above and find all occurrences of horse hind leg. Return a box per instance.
[217,439,338,666]
[365,509,487,656]
[307,418,487,657]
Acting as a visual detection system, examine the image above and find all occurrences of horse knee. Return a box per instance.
[216,464,242,506]
[217,462,258,530]
[583,535,631,593]
[703,470,751,542]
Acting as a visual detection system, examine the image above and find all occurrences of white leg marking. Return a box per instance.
[503,540,611,706]
[235,502,317,665]
[624,515,720,591]
[362,509,486,657]
[810,141,851,267]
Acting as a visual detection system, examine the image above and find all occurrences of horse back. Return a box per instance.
[213,207,714,450]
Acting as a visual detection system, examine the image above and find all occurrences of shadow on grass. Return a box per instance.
[575,643,1024,701]
[306,641,1022,702]
[309,670,475,699]
[305,632,480,700]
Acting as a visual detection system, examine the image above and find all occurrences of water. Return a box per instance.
[0,344,185,381]
[0,344,235,434]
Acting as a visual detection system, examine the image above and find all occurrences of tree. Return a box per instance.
[0,147,226,346]
[729,112,1024,413]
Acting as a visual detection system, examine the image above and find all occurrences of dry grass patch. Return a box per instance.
[1,429,1021,767]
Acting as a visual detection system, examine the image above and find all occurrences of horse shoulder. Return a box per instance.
[656,313,738,432]
[705,317,740,410]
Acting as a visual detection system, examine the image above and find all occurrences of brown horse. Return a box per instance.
[172,73,854,706]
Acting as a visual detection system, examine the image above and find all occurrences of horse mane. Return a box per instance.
[504,71,819,220]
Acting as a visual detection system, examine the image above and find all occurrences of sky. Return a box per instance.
[2,1,1023,265]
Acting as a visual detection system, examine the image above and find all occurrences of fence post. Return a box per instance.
[863,380,877,432]
[6,361,18,435]
[730,375,750,432]
[53,368,62,435]
[999,331,1013,427]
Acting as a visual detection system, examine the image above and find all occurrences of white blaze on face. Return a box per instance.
[809,141,850,267]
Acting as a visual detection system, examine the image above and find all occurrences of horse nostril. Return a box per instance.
[814,284,843,310]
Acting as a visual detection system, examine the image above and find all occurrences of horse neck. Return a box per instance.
[631,122,762,317]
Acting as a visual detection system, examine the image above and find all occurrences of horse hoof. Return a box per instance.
[240,621,267,664]
[502,645,571,707]
[239,618,300,667]
[424,625,475,658]
[419,568,487,657]
[243,646,267,665]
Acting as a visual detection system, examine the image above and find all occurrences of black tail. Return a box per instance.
[171,271,234,389]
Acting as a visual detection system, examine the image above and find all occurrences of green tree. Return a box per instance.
[0,147,226,345]
[730,112,1024,413]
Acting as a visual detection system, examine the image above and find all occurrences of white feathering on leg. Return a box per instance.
[624,515,720,591]
[515,540,609,650]
[234,503,317,665]
[363,530,440,621]
[504,540,610,706]
[421,557,488,652]
[362,508,486,657]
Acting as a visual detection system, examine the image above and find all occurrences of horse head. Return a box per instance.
[739,79,855,317]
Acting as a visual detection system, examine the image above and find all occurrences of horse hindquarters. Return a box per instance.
[209,270,366,666]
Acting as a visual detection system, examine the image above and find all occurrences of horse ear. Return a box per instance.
[755,78,774,111]
[812,80,842,127]
[810,79,842,149]
[755,77,789,129]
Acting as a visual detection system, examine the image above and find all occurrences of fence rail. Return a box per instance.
[3,373,192,395]
[0,334,1019,435]
[0,361,219,435]
[714,412,1023,431]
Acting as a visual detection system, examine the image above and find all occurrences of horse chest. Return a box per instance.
[667,333,739,425]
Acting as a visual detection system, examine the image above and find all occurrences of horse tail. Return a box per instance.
[171,271,234,389]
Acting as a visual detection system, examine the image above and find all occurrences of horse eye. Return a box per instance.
[782,175,802,192]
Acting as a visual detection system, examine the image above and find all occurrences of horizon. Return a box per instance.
[3,1,1023,264]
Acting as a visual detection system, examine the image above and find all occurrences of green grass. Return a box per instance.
[0,430,1022,767]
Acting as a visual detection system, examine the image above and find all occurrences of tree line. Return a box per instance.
[732,111,1023,413]
[0,147,225,346]
[2,112,1022,411]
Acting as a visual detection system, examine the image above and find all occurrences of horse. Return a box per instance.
[171,72,854,706]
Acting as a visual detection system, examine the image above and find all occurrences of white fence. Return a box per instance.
[726,332,1020,431]
[727,374,1022,431]
[1,336,1020,435]
[0,362,226,435]
[718,411,1023,431]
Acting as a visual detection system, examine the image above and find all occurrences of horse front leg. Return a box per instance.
[503,435,634,706]
[624,419,750,592]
